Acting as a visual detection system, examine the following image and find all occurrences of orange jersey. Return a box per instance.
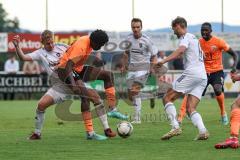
[58,36,92,73]
[199,36,230,73]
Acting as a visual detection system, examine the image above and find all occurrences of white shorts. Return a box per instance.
[172,74,207,100]
[45,81,75,104]
[126,70,149,89]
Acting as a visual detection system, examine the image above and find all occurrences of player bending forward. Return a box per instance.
[13,30,116,140]
[157,17,209,140]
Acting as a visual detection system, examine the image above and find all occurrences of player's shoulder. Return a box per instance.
[126,33,134,40]
[215,36,226,42]
[55,43,69,48]
[211,36,227,46]
[141,33,153,44]
[185,33,196,39]
[141,33,151,39]
[55,43,69,49]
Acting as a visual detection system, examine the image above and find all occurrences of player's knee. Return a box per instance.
[186,107,193,116]
[231,98,240,110]
[213,84,223,96]
[37,101,47,111]
[103,72,114,86]
[81,99,90,112]
[162,95,171,106]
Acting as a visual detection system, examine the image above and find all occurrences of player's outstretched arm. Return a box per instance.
[227,48,238,70]
[158,46,186,66]
[12,35,33,61]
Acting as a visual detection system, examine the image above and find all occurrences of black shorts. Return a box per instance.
[73,66,96,82]
[202,70,224,96]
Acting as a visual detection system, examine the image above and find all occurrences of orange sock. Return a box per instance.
[82,111,94,133]
[216,93,226,116]
[178,95,187,122]
[105,87,116,108]
[230,108,240,137]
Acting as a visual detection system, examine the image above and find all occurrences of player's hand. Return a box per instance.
[153,61,164,71]
[12,35,20,47]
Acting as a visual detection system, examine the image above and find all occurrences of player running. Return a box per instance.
[12,30,116,140]
[120,18,158,124]
[158,17,209,140]
[178,22,238,125]
[215,71,240,149]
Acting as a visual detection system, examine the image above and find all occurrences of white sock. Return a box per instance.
[34,109,45,135]
[190,111,207,134]
[99,115,109,130]
[164,102,179,129]
[133,97,141,121]
[88,131,95,136]
[109,106,117,112]
[95,103,110,129]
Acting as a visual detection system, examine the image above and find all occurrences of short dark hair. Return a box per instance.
[90,29,109,45]
[131,18,142,27]
[201,22,212,29]
[171,16,187,28]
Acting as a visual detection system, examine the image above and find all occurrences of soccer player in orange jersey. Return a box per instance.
[178,22,238,125]
[215,72,240,149]
[13,30,113,140]
[57,30,128,136]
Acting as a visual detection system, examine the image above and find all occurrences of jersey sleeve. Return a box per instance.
[179,36,189,49]
[27,50,41,60]
[56,43,69,52]
[65,41,85,64]
[218,38,230,52]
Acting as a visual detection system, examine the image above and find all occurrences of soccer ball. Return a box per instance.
[117,121,133,138]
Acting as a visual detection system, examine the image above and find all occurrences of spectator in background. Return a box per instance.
[4,54,19,74]
[22,61,40,99]
[4,54,19,100]
[22,61,40,74]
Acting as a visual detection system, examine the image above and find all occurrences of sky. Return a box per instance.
[1,0,240,32]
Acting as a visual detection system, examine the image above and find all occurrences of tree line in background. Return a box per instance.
[0,3,20,32]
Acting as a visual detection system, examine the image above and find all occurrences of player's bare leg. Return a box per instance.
[79,66,128,120]
[186,95,209,140]
[177,95,187,124]
[161,88,182,140]
[215,98,240,149]
[29,95,54,140]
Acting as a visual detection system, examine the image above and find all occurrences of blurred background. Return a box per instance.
[1,0,240,100]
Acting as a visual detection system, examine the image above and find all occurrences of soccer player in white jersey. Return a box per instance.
[157,17,209,140]
[121,18,158,124]
[12,30,116,140]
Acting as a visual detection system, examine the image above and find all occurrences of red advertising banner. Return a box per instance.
[8,32,88,53]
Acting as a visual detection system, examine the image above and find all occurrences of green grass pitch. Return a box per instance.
[0,98,239,160]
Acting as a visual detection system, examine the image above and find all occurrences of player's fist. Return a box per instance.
[12,35,20,47]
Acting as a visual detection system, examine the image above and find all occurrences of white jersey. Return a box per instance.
[28,43,69,75]
[179,33,207,79]
[126,33,157,71]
